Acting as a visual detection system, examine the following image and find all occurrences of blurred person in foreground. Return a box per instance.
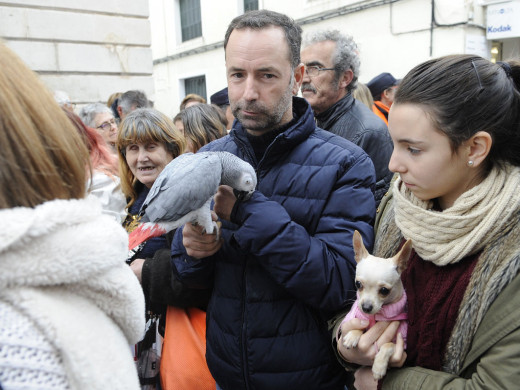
[0,43,144,390]
[171,10,376,390]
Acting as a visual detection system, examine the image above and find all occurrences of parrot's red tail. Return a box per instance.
[128,223,167,250]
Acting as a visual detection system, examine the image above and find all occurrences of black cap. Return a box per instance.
[210,87,229,106]
[367,73,397,99]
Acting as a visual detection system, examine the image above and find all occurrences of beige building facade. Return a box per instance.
[0,0,154,107]
[1,0,518,115]
[150,0,520,118]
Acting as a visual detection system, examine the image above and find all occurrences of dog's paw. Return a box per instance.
[342,329,363,349]
[371,361,388,380]
[372,343,394,380]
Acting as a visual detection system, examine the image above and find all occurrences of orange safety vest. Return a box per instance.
[372,101,390,125]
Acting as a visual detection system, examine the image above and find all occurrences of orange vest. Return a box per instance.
[372,101,390,125]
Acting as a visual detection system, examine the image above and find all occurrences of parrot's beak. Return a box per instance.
[234,189,254,202]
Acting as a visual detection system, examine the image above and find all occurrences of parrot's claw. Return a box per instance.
[214,221,220,242]
[200,221,220,241]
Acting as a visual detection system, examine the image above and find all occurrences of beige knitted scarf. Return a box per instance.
[393,164,520,266]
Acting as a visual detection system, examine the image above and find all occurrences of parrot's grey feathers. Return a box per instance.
[138,151,256,227]
[128,151,256,251]
[140,152,222,223]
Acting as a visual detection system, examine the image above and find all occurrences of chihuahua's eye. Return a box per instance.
[355,281,362,290]
[379,287,390,296]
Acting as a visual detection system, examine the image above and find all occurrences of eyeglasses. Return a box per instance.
[305,65,335,77]
[97,118,117,131]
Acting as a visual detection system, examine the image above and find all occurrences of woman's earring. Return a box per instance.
[467,160,474,167]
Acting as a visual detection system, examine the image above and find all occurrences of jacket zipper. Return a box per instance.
[234,136,260,180]
[233,135,253,389]
[240,262,250,390]
[233,132,284,389]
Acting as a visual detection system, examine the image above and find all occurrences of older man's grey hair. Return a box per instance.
[78,102,113,128]
[118,90,151,115]
[303,29,360,92]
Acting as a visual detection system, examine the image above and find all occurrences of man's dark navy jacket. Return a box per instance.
[172,97,376,390]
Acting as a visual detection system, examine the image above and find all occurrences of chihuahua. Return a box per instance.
[341,230,412,380]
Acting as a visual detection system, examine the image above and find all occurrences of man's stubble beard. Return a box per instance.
[231,76,294,133]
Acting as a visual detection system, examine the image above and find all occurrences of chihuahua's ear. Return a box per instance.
[394,239,413,274]
[352,230,369,264]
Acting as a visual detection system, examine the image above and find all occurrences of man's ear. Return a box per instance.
[467,131,492,168]
[339,69,354,90]
[292,63,305,95]
[382,87,393,100]
[117,105,123,117]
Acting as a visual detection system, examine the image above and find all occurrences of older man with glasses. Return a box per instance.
[79,102,119,152]
[301,29,393,205]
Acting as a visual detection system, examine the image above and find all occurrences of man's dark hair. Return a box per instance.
[118,90,151,115]
[224,10,302,69]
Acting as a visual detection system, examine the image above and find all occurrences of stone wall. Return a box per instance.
[0,0,154,106]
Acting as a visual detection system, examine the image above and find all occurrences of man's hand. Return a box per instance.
[337,319,406,367]
[354,367,379,390]
[213,185,237,222]
[183,211,222,259]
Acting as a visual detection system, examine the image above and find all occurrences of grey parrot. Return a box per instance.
[127,151,257,252]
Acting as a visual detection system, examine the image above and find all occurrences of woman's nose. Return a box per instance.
[137,149,149,161]
[388,151,403,173]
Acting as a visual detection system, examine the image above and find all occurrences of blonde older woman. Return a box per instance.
[118,108,212,387]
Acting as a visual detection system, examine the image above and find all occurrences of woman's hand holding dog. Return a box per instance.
[337,318,406,367]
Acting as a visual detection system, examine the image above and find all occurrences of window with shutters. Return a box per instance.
[244,0,258,12]
[180,0,202,41]
[184,75,207,101]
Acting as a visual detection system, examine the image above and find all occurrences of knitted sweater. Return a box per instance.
[0,198,145,390]
[375,196,520,388]
[341,291,408,346]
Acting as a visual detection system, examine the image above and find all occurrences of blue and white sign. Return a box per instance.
[486,1,520,39]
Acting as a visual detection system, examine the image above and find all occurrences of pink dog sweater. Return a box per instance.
[341,291,408,347]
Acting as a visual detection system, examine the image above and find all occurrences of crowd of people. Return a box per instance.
[1,8,520,390]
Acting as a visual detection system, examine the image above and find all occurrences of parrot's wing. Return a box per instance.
[141,152,195,207]
[141,152,222,223]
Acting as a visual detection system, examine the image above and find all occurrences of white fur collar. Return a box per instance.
[0,197,144,344]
